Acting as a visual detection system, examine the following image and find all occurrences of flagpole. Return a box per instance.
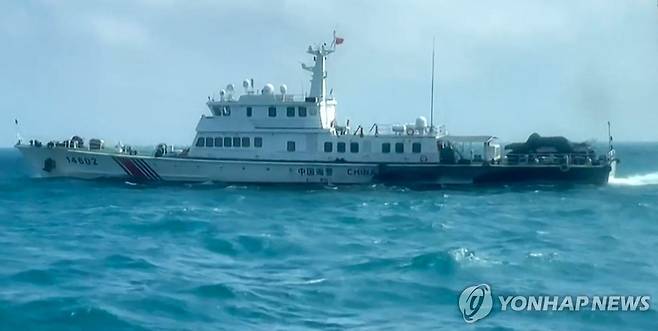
[14,118,22,145]
[430,37,436,133]
[331,30,336,49]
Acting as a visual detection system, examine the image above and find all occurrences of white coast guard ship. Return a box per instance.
[16,36,616,185]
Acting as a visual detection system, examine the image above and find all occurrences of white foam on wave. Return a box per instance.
[609,172,658,186]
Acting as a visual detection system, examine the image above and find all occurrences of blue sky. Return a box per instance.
[1,0,657,147]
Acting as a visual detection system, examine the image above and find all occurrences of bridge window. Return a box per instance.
[298,106,307,117]
[412,142,422,153]
[205,137,214,147]
[350,142,359,153]
[324,142,333,152]
[233,137,241,147]
[382,143,391,153]
[395,142,404,153]
[246,107,252,117]
[268,106,277,117]
[196,137,205,147]
[254,137,263,148]
[215,137,223,147]
[224,137,232,147]
[337,142,346,153]
[212,105,222,116]
[287,107,295,117]
[242,137,250,147]
[287,141,296,152]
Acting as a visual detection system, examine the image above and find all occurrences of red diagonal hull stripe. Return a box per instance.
[135,159,160,181]
[131,158,155,181]
[121,158,147,180]
[143,160,162,181]
[113,156,161,181]
[113,157,132,177]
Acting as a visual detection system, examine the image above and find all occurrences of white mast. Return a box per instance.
[302,42,334,101]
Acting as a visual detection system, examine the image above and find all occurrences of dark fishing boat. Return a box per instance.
[377,133,617,185]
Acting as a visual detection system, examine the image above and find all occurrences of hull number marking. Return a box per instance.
[66,156,98,166]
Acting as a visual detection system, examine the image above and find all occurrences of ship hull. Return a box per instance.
[377,163,612,185]
[17,146,613,185]
[16,146,377,184]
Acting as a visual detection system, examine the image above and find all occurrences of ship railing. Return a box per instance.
[504,152,604,166]
[209,92,326,103]
[367,123,436,137]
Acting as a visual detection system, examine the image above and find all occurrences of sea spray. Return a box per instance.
[609,172,658,186]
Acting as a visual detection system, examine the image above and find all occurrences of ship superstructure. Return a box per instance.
[190,41,440,165]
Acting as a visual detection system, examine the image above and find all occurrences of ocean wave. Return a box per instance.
[609,172,658,186]
[10,269,56,285]
[185,283,237,300]
[406,251,458,274]
[202,237,239,256]
[0,297,147,331]
[343,256,402,273]
[103,254,158,270]
[121,217,211,235]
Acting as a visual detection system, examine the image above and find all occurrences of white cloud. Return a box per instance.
[17,0,153,48]
[86,14,150,48]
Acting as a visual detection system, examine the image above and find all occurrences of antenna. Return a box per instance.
[607,121,614,151]
[14,118,22,145]
[430,37,436,133]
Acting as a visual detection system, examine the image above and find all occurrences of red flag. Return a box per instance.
[334,36,344,45]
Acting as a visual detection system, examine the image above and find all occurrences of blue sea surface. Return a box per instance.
[0,143,657,330]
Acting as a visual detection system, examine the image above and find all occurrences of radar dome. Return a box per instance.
[226,84,235,93]
[280,84,288,95]
[262,83,274,95]
[415,116,428,129]
[242,79,250,89]
[219,89,226,97]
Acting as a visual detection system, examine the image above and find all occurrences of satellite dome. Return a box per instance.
[415,116,428,129]
[219,89,226,97]
[242,79,250,89]
[280,84,288,95]
[262,83,274,95]
[226,84,235,92]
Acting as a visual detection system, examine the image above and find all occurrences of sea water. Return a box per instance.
[0,143,657,330]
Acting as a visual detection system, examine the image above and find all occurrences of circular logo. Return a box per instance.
[458,284,493,323]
